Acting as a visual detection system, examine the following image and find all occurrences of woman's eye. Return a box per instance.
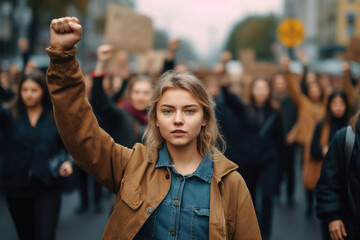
[185,109,194,114]
[163,109,172,114]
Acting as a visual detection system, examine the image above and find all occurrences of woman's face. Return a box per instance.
[130,80,152,111]
[252,79,270,106]
[273,74,287,95]
[156,88,206,149]
[308,83,322,102]
[21,79,43,108]
[330,96,346,118]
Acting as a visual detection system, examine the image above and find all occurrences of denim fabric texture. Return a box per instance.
[135,143,213,240]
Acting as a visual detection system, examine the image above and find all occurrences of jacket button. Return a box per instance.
[174,199,179,205]
[165,173,170,179]
[179,176,184,182]
[171,231,176,236]
[147,207,153,214]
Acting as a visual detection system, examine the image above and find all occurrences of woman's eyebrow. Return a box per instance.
[183,104,199,108]
[159,104,200,108]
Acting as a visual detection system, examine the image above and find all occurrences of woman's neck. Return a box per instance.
[26,104,43,127]
[166,141,203,176]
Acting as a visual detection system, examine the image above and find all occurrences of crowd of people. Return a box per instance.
[0,16,359,240]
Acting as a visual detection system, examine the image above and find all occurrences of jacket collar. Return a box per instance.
[211,148,238,184]
[155,143,213,183]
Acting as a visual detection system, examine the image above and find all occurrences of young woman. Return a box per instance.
[221,75,285,240]
[0,70,73,240]
[281,57,326,216]
[91,44,153,147]
[316,109,360,240]
[309,91,350,240]
[46,17,261,239]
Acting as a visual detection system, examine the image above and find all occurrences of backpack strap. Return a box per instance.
[258,112,278,137]
[344,125,356,176]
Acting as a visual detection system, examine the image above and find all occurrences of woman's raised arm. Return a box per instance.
[46,17,134,193]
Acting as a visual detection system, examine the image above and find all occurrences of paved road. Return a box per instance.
[0,160,322,240]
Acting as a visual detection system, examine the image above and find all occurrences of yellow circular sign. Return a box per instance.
[277,18,305,48]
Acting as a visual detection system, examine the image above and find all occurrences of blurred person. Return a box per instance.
[0,70,15,105]
[316,109,360,240]
[281,57,326,217]
[46,17,261,239]
[0,70,73,240]
[221,75,285,240]
[92,44,152,145]
[309,90,351,239]
[272,72,298,205]
[343,62,360,114]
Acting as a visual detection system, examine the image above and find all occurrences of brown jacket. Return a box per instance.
[284,72,325,146]
[46,47,261,240]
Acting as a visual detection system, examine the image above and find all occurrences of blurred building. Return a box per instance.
[284,0,360,59]
[318,0,360,58]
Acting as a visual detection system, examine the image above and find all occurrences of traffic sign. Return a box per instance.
[277,18,305,48]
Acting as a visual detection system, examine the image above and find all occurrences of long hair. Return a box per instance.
[351,108,360,131]
[144,71,226,162]
[12,70,52,119]
[322,90,351,125]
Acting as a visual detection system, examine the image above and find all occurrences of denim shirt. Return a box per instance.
[134,144,213,240]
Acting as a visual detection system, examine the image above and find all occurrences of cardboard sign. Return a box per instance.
[105,4,154,53]
[136,50,167,75]
[346,37,360,63]
[239,49,277,77]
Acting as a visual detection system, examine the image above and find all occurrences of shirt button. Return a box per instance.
[179,176,184,182]
[147,207,153,214]
[174,199,179,205]
[171,231,176,236]
[165,173,170,180]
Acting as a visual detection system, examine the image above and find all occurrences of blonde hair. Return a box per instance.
[144,71,226,162]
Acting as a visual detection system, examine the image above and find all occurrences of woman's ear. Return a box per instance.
[201,120,206,126]
[156,120,159,127]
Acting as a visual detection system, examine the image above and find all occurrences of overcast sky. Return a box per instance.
[136,0,283,61]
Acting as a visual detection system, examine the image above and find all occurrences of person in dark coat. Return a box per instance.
[0,70,73,240]
[316,109,360,240]
[220,76,285,240]
[310,90,351,240]
[272,72,298,205]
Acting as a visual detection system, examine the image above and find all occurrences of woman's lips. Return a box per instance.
[171,130,186,136]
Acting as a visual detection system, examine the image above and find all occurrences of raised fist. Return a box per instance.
[280,56,291,72]
[221,51,233,64]
[50,17,82,51]
[97,44,115,62]
[342,62,350,72]
[168,38,180,52]
[296,49,308,64]
[18,38,29,52]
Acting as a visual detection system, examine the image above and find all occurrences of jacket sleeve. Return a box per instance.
[316,129,347,223]
[111,78,129,103]
[0,85,15,102]
[221,86,247,119]
[310,122,324,159]
[162,59,175,74]
[91,75,130,127]
[46,46,134,194]
[300,64,308,95]
[343,69,358,109]
[284,71,305,107]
